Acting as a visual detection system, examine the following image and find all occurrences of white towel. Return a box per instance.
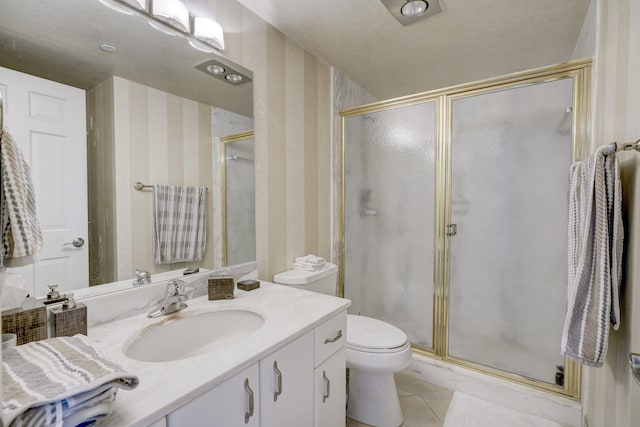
[293,262,327,272]
[295,254,326,265]
[0,130,43,268]
[561,145,623,367]
[153,184,207,264]
[2,335,139,427]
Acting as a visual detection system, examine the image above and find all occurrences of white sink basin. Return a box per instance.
[125,310,265,362]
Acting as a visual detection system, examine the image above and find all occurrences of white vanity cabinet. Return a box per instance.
[165,311,346,427]
[167,363,260,427]
[260,331,314,427]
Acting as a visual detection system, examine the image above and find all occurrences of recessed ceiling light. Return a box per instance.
[99,43,117,53]
[401,0,429,17]
[225,74,243,84]
[206,64,226,75]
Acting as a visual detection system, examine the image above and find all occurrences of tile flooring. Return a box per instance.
[347,372,454,427]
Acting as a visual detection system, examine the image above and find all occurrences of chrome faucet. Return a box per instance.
[148,280,188,318]
[133,269,152,287]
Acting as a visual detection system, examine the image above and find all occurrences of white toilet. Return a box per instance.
[273,263,412,427]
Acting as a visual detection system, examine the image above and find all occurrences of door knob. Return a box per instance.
[63,237,85,248]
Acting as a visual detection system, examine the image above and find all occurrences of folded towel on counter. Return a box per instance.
[0,130,43,268]
[2,334,139,427]
[561,145,623,367]
[153,184,207,264]
[293,262,328,272]
[294,254,326,265]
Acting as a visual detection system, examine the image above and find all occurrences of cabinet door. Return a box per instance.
[167,363,260,427]
[260,331,314,427]
[314,349,346,427]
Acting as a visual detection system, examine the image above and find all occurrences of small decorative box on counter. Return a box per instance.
[237,279,260,291]
[2,298,47,345]
[51,294,87,337]
[208,275,234,300]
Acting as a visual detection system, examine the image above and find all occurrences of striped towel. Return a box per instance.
[561,145,623,367]
[2,335,139,427]
[153,184,207,264]
[0,130,43,268]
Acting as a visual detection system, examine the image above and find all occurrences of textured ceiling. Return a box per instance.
[235,0,589,100]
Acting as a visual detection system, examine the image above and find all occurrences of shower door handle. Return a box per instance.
[446,224,457,237]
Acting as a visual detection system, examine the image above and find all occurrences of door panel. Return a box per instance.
[447,78,575,385]
[0,66,87,296]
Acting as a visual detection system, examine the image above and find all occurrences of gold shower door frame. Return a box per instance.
[220,130,254,267]
[338,59,591,399]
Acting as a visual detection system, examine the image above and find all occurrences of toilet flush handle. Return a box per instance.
[324,329,343,344]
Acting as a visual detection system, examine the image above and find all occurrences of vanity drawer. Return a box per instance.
[314,311,346,367]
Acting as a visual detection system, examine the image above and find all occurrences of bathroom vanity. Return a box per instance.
[87,281,350,427]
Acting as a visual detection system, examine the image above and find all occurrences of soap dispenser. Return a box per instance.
[51,293,87,337]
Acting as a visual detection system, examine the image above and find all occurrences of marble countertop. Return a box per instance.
[90,282,350,427]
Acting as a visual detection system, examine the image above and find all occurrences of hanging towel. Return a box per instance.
[0,130,43,268]
[2,334,139,427]
[561,145,623,367]
[153,184,207,264]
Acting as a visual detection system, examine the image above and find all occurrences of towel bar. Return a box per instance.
[630,353,640,385]
[606,139,640,154]
[133,181,208,191]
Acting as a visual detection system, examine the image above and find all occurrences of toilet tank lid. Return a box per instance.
[273,263,338,285]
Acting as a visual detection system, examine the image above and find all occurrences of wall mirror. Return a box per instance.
[0,0,255,299]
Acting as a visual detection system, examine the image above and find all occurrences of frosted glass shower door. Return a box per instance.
[447,78,574,384]
[343,101,436,348]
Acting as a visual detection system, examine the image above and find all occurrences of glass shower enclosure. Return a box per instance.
[339,60,590,396]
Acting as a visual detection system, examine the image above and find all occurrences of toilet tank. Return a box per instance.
[273,263,338,295]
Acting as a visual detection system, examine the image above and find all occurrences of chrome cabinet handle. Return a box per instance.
[273,361,283,402]
[322,370,330,403]
[244,378,254,424]
[63,237,85,248]
[324,329,343,344]
[630,353,640,385]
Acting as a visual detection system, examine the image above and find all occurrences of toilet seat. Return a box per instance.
[347,314,408,353]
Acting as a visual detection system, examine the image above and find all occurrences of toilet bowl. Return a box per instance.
[273,263,412,427]
[346,314,412,427]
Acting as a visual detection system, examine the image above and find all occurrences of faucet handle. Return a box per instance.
[135,269,150,279]
[166,279,186,297]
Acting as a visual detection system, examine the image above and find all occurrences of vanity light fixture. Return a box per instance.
[98,0,146,15]
[96,0,226,54]
[192,16,225,50]
[379,0,442,26]
[150,0,189,32]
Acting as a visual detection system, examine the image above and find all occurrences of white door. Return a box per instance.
[0,66,87,297]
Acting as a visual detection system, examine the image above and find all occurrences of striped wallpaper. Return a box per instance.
[215,3,333,280]
[584,0,640,426]
[88,76,215,281]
